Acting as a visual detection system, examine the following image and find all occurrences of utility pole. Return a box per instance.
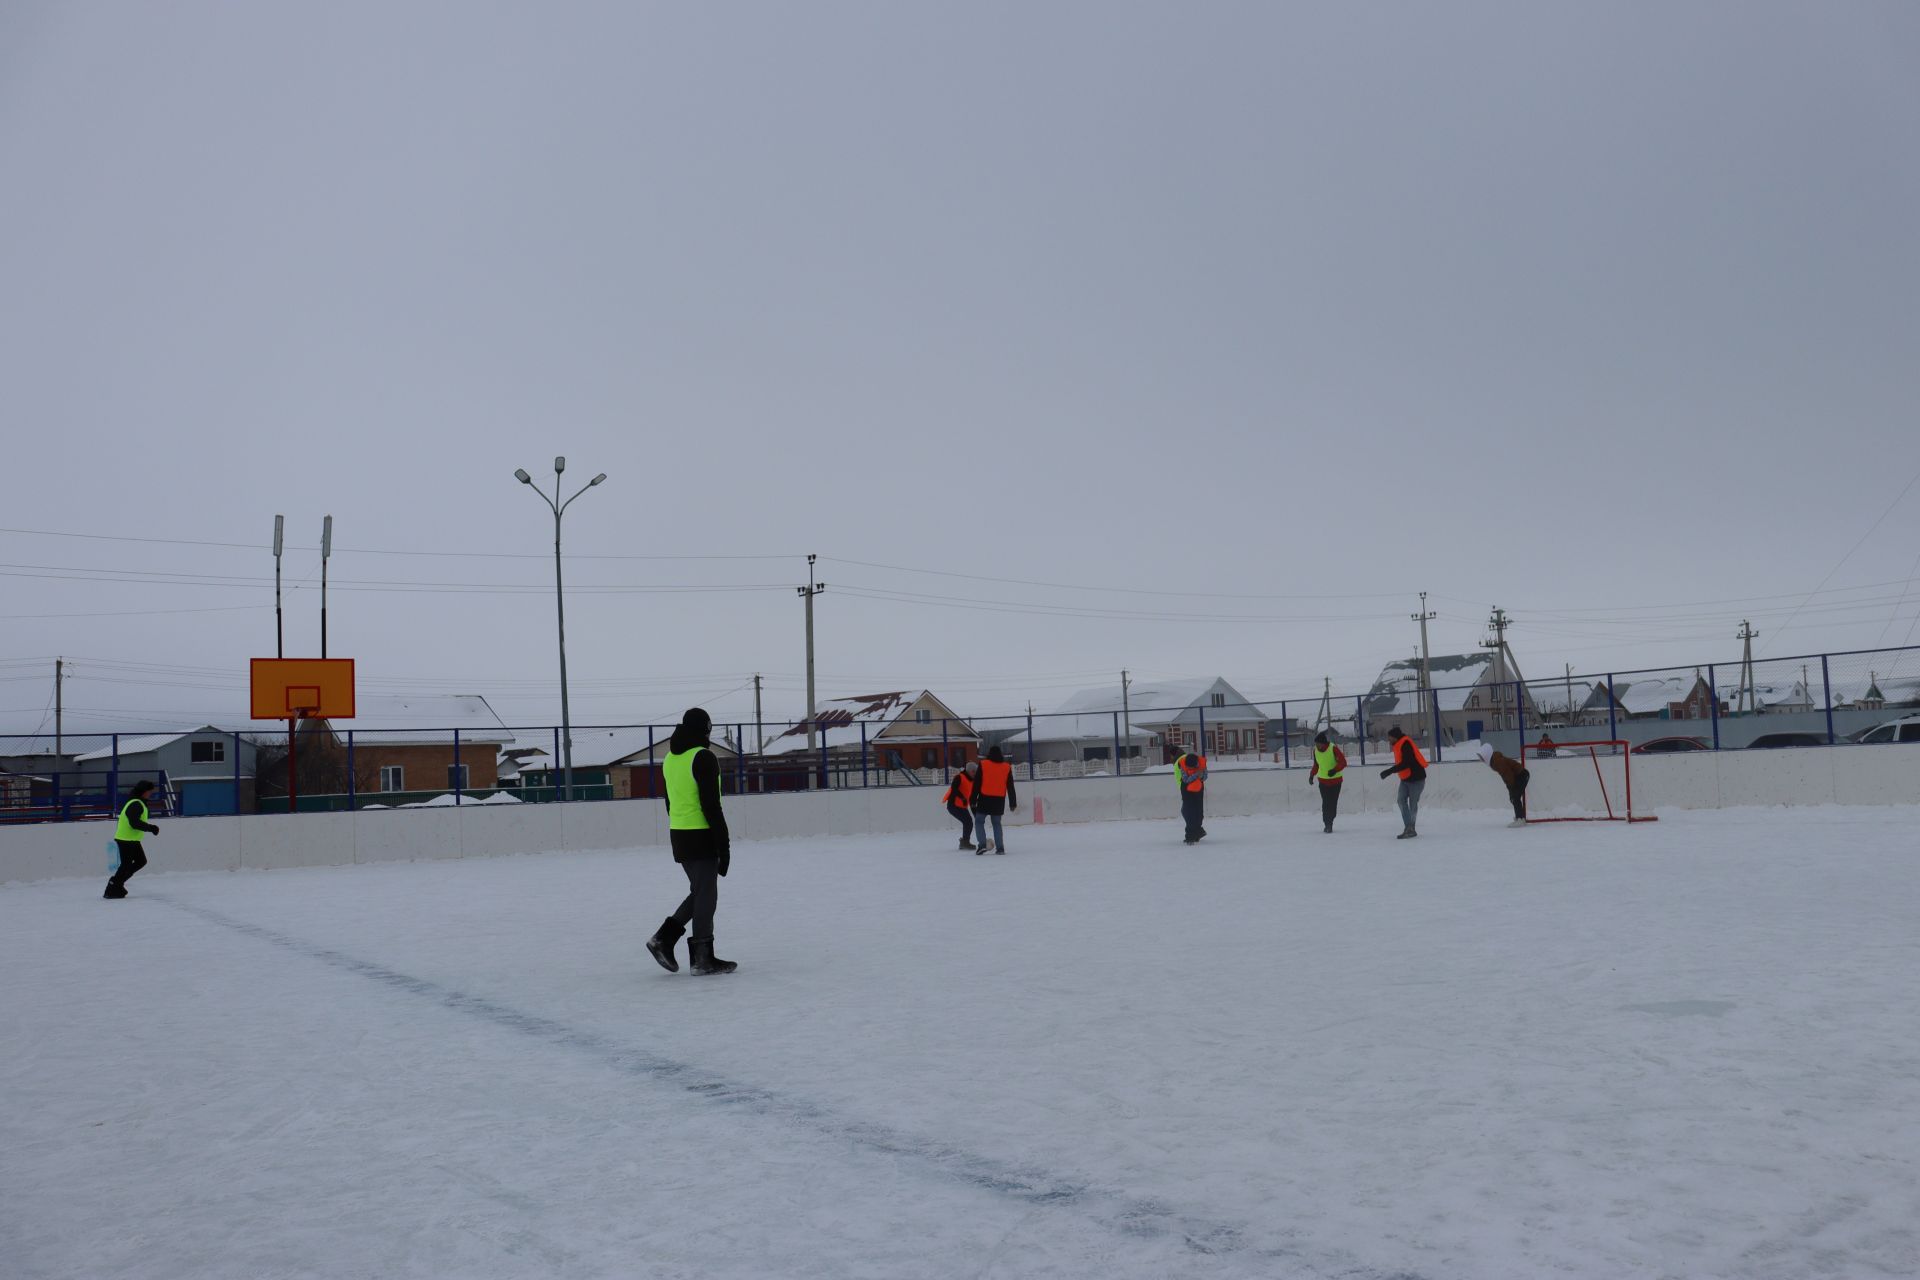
[54,658,64,757]
[320,515,332,658]
[1121,669,1132,774]
[1482,606,1514,728]
[1736,620,1758,714]
[1315,676,1333,733]
[1413,591,1436,747]
[273,514,285,658]
[1565,663,1575,728]
[798,554,826,755]
[753,673,765,754]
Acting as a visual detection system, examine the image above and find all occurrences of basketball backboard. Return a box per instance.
[250,658,356,720]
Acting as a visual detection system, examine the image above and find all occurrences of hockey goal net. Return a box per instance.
[1518,739,1657,823]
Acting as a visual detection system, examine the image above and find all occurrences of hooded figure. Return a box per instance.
[972,745,1017,854]
[645,707,737,974]
[104,779,159,899]
[1308,731,1347,833]
[1475,740,1531,826]
[942,759,980,849]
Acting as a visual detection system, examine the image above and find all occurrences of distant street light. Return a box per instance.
[515,457,608,800]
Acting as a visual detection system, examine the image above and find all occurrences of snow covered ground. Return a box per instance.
[4,806,1918,1279]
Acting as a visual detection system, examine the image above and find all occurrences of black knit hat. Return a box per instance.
[682,707,712,733]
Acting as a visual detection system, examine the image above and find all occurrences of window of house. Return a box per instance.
[1082,746,1111,761]
[920,748,937,768]
[1210,693,1225,707]
[380,766,405,792]
[1225,730,1240,751]
[448,764,469,790]
[914,709,933,724]
[190,739,225,764]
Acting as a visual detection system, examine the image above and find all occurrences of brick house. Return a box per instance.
[251,695,513,803]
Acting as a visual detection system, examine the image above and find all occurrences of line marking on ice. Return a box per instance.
[150,892,1426,1280]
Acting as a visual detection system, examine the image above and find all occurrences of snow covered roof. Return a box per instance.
[760,691,976,757]
[545,726,737,768]
[1366,654,1505,716]
[73,728,226,763]
[1001,677,1261,746]
[245,695,515,746]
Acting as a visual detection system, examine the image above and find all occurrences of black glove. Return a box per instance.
[717,844,730,877]
[140,822,160,835]
[1379,767,1394,779]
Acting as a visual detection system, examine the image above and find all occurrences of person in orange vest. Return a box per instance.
[942,760,981,850]
[1377,725,1428,838]
[1175,744,1207,844]
[972,745,1017,854]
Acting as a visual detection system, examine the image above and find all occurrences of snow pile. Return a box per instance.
[3,806,1916,1279]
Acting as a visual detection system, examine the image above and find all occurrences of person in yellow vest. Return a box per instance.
[942,760,980,850]
[103,780,159,899]
[645,708,736,974]
[1307,731,1347,833]
[1377,725,1429,839]
[1175,745,1207,844]
[972,745,1017,855]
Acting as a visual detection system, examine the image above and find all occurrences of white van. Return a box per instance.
[1851,713,1920,744]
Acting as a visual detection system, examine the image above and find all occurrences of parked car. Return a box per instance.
[1632,736,1709,754]
[1848,712,1920,744]
[1744,732,1828,749]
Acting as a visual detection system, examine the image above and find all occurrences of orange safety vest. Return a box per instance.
[1394,738,1429,780]
[1178,753,1207,792]
[977,758,1012,798]
[942,773,975,807]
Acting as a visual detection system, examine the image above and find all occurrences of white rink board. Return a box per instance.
[3,744,1916,884]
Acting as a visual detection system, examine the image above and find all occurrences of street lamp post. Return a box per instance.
[515,457,606,801]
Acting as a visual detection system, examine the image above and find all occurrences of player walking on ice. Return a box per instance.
[103,780,158,899]
[1476,741,1531,826]
[1379,726,1428,839]
[1308,732,1346,832]
[972,746,1016,854]
[1175,745,1207,844]
[646,708,736,974]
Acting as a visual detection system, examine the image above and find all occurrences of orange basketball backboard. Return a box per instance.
[251,658,356,720]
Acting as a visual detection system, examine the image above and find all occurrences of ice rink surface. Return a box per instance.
[4,805,1918,1279]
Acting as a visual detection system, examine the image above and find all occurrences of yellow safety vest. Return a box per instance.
[1313,745,1344,781]
[114,798,148,841]
[663,748,711,831]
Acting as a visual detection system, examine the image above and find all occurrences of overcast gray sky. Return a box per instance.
[3,1,1917,737]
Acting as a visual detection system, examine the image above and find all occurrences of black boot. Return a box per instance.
[688,937,737,975]
[646,917,685,973]
[103,882,127,900]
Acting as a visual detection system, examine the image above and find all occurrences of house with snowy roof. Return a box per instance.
[247,694,515,802]
[69,726,262,816]
[1001,677,1269,766]
[759,691,979,778]
[525,726,739,800]
[1364,653,1539,743]
[1580,673,1722,722]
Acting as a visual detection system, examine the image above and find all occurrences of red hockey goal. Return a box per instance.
[1518,739,1658,823]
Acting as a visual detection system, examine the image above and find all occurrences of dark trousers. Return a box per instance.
[1180,790,1205,840]
[1508,769,1530,820]
[947,802,974,841]
[1317,779,1342,826]
[110,840,147,886]
[669,858,720,941]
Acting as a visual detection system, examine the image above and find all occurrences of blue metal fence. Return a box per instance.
[4,643,1918,824]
